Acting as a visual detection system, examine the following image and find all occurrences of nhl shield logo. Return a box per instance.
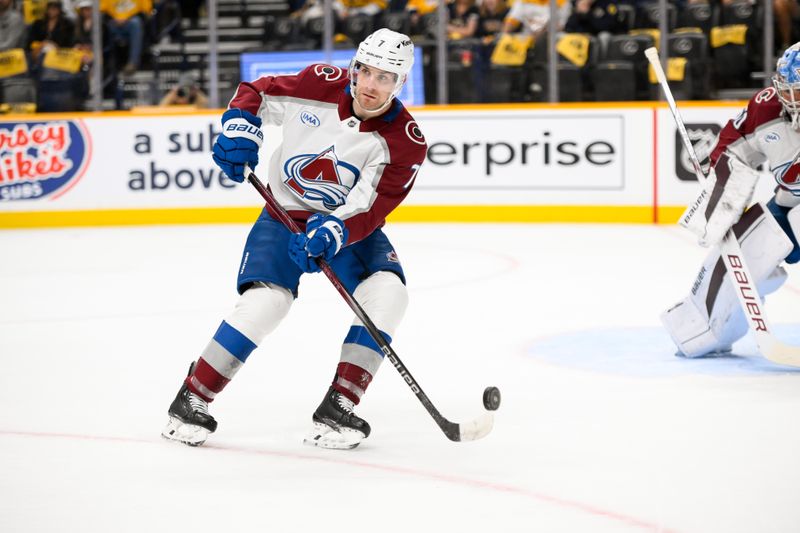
[283,146,359,209]
[675,123,720,181]
[0,120,91,201]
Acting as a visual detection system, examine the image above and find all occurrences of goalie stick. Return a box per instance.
[245,168,497,441]
[645,47,800,367]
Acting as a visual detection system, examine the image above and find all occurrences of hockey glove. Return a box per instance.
[288,214,348,273]
[212,108,263,183]
[680,152,760,247]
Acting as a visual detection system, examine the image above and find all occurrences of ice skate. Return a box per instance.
[303,387,371,450]
[161,364,217,446]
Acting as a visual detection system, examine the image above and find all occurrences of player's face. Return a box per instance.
[779,85,800,105]
[354,64,397,111]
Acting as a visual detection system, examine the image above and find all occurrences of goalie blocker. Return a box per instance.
[662,203,794,357]
[680,152,761,248]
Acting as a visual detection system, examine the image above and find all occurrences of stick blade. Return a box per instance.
[644,46,659,62]
[760,336,800,368]
[456,412,494,442]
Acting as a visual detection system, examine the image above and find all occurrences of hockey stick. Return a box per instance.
[244,168,498,440]
[645,47,800,367]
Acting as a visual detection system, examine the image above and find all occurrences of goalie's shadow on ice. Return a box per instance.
[527,326,800,378]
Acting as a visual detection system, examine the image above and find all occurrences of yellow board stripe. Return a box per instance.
[0,205,688,228]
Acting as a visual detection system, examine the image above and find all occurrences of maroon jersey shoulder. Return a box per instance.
[742,87,783,133]
[710,87,784,165]
[379,107,428,164]
[276,64,349,104]
[229,64,348,113]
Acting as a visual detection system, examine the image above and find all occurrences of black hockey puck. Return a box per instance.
[482,386,501,411]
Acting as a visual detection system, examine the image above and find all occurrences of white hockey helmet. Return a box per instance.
[773,42,800,129]
[349,28,414,104]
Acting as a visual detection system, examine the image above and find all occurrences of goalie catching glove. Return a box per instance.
[680,152,761,247]
[288,214,349,273]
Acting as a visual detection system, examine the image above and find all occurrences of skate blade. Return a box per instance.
[161,416,210,447]
[303,422,364,450]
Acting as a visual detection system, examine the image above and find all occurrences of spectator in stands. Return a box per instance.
[27,0,76,61]
[0,0,25,51]
[502,0,571,37]
[159,72,208,107]
[74,0,108,65]
[709,0,797,52]
[405,0,437,34]
[101,0,152,75]
[447,0,479,39]
[289,0,319,24]
[774,0,800,50]
[477,0,509,40]
[335,0,387,19]
[295,0,386,26]
[474,0,509,102]
[564,0,625,35]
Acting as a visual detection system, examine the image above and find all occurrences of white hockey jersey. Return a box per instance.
[711,86,800,208]
[229,63,427,244]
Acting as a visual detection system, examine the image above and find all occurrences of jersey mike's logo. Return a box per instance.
[0,120,91,202]
[283,146,359,209]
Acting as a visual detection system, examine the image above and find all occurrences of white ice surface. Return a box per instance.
[1,222,800,533]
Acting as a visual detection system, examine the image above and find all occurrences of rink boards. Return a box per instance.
[0,100,778,228]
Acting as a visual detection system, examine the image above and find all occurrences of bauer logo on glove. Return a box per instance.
[212,108,263,183]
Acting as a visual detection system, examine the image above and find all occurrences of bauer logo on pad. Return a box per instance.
[0,120,91,202]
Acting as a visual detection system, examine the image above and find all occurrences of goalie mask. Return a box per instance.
[349,28,414,112]
[773,42,800,130]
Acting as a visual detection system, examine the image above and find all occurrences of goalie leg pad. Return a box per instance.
[662,203,792,357]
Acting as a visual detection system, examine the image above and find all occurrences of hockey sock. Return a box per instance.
[333,325,392,404]
[186,320,258,402]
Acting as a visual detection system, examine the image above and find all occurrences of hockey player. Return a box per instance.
[161,28,427,449]
[662,43,800,358]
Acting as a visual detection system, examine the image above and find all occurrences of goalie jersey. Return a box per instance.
[228,64,427,244]
[710,86,800,207]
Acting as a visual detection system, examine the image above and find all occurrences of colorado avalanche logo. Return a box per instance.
[772,159,800,194]
[755,87,777,103]
[0,120,90,202]
[313,64,344,82]
[283,146,359,209]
